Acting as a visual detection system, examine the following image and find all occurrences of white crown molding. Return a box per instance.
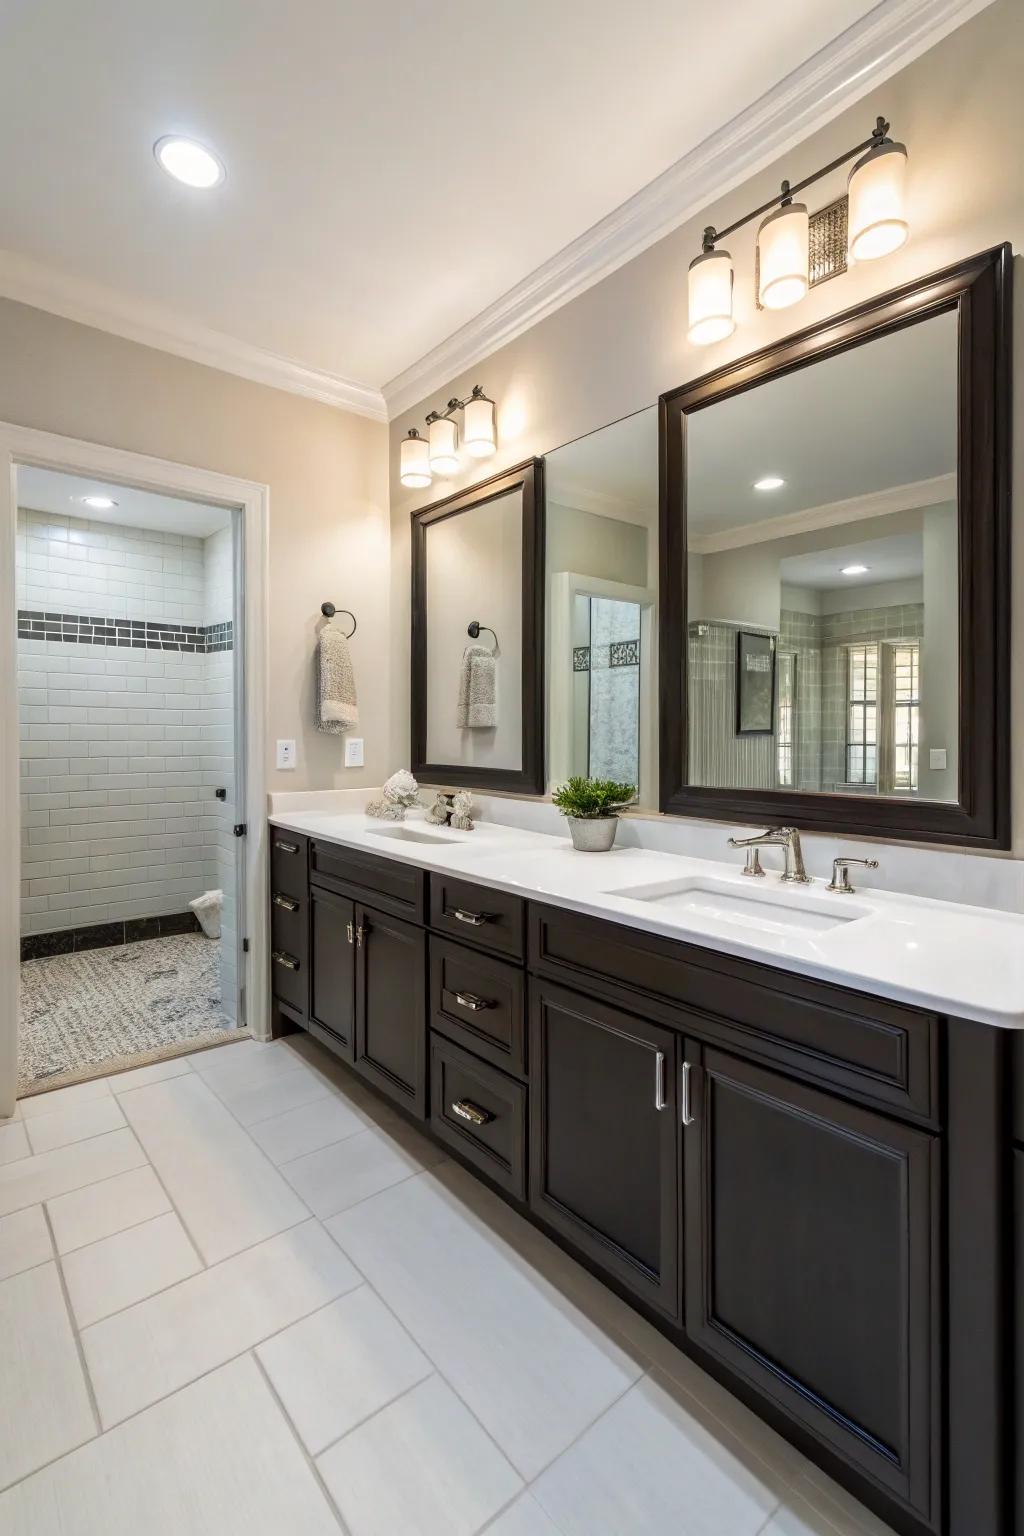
[689,472,956,554]
[0,249,387,423]
[382,0,994,420]
[548,477,653,524]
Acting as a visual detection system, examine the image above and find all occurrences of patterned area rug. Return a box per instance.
[19,933,236,1090]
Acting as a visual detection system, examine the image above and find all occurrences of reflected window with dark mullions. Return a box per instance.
[846,644,878,787]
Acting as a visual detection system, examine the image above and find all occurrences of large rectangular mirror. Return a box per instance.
[661,246,1011,847]
[411,460,545,794]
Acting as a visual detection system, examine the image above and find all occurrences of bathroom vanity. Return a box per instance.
[267,811,1019,1536]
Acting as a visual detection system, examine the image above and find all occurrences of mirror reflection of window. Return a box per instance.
[685,310,958,804]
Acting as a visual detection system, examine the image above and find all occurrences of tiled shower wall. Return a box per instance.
[16,509,237,1017]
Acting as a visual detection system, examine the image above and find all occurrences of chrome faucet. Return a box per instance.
[728,826,811,884]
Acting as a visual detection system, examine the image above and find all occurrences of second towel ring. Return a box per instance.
[467,620,497,651]
[321,602,357,638]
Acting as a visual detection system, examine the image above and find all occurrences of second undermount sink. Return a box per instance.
[368,825,461,845]
[605,875,869,937]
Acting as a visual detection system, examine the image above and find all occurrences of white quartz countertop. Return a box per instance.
[268,810,1024,1029]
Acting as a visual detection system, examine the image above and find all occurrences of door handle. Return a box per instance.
[681,1061,694,1126]
[654,1050,666,1111]
[272,950,299,971]
[454,991,492,1012]
[451,1100,493,1127]
[452,908,490,927]
[272,893,299,912]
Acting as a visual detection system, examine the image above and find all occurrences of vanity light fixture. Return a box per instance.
[426,411,460,476]
[462,387,497,459]
[687,116,908,345]
[840,564,870,576]
[753,475,785,491]
[401,385,498,489]
[400,428,432,490]
[153,135,226,189]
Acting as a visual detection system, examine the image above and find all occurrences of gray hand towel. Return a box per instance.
[457,644,496,729]
[317,626,358,733]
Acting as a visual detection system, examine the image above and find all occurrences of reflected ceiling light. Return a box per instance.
[400,429,432,490]
[840,564,870,576]
[427,411,460,476]
[753,475,785,491]
[154,135,225,189]
[79,495,118,510]
[463,387,497,459]
[687,116,907,346]
[848,139,909,261]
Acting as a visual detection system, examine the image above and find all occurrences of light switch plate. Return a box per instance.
[929,748,947,771]
[344,737,364,768]
[276,739,297,770]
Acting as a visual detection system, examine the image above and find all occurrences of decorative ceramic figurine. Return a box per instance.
[367,768,421,821]
[450,790,474,830]
[428,791,454,825]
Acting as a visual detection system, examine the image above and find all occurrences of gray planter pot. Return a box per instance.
[566,815,619,852]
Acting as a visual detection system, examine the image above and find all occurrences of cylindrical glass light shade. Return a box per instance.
[428,415,459,475]
[757,203,809,310]
[463,392,496,458]
[847,142,909,261]
[687,248,735,346]
[400,430,432,490]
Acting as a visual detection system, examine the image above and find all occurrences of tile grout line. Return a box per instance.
[250,1350,355,1536]
[39,1202,103,1440]
[24,1114,130,1158]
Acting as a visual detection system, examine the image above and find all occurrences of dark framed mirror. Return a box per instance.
[411,458,545,794]
[660,245,1011,848]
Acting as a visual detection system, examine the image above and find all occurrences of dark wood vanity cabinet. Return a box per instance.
[308,884,356,1057]
[354,905,427,1117]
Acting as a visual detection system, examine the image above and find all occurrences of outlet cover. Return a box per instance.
[344,737,364,768]
[276,739,297,770]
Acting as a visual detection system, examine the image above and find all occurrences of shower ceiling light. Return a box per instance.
[154,135,226,189]
[753,476,785,491]
[841,564,870,576]
[79,495,118,510]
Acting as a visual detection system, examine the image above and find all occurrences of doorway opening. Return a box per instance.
[15,465,247,1092]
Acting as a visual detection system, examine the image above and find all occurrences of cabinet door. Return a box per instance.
[529,979,680,1322]
[685,1043,939,1526]
[355,905,427,1118]
[309,885,356,1062]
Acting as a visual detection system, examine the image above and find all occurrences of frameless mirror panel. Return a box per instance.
[685,311,959,802]
[424,487,524,772]
[545,406,658,806]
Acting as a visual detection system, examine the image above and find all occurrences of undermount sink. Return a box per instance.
[368,825,461,845]
[605,875,869,937]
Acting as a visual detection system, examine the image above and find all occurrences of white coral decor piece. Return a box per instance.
[382,769,420,807]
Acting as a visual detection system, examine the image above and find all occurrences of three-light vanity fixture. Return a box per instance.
[687,116,909,346]
[400,385,497,489]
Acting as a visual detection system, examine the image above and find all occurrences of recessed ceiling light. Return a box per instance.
[154,135,225,189]
[753,475,785,491]
[840,564,869,576]
[79,495,118,510]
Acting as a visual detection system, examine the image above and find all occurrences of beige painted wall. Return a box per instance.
[389,0,1024,851]
[0,298,390,794]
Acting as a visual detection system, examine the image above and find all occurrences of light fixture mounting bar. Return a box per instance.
[702,117,890,251]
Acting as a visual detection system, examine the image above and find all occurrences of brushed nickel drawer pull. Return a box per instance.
[454,991,492,1012]
[654,1050,667,1112]
[451,1099,493,1127]
[275,840,299,855]
[453,908,490,926]
[681,1060,694,1126]
[272,893,299,912]
[346,921,355,945]
[272,950,300,971]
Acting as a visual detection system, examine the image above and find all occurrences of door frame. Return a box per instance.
[0,422,270,1116]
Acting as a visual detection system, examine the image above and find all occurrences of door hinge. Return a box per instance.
[233,823,247,837]
[242,937,250,954]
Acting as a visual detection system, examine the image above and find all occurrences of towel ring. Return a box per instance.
[321,602,357,638]
[467,620,497,651]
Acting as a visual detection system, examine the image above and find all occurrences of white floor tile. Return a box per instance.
[47,1165,171,1254]
[792,1467,899,1536]
[0,1119,30,1166]
[116,1072,309,1263]
[0,1129,146,1217]
[284,1122,446,1219]
[25,1094,127,1154]
[483,1494,566,1536]
[108,1057,194,1093]
[0,1205,52,1280]
[82,1219,360,1426]
[327,1170,642,1480]
[18,1078,114,1119]
[257,1285,432,1454]
[531,1371,782,1536]
[187,1039,295,1095]
[211,1060,333,1127]
[317,1374,522,1536]
[249,1091,370,1165]
[0,1261,96,1490]
[63,1211,203,1327]
[0,1355,343,1535]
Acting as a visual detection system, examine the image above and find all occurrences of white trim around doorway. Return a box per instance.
[0,423,270,1117]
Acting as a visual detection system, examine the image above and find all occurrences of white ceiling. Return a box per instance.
[780,530,924,588]
[17,467,233,538]
[0,0,902,414]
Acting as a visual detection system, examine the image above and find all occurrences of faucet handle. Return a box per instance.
[827,856,879,894]
[739,847,764,877]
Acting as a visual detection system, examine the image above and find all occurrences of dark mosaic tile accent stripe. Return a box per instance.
[573,646,590,673]
[609,639,640,667]
[16,611,233,653]
[21,910,201,962]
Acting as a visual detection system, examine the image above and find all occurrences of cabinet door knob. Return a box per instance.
[355,923,368,948]
[272,893,299,912]
[454,991,492,1012]
[272,950,299,971]
[681,1060,695,1126]
[654,1050,667,1111]
[451,1099,493,1127]
[452,908,490,927]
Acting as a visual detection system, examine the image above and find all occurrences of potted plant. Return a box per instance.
[552,776,636,852]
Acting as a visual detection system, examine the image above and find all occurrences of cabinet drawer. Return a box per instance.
[429,1034,527,1200]
[530,905,938,1123]
[430,874,525,961]
[310,840,426,922]
[430,937,526,1078]
[270,828,308,899]
[270,938,306,1016]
